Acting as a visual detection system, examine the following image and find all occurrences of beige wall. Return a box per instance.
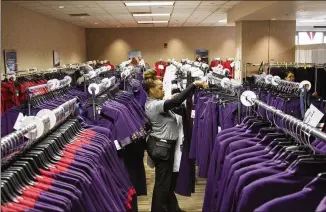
[86,27,235,67]
[236,20,296,77]
[1,3,86,73]
[240,20,296,64]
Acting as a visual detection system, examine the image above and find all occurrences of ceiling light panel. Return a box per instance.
[134,16,152,21]
[128,7,151,12]
[150,6,174,13]
[133,13,170,17]
[125,2,175,6]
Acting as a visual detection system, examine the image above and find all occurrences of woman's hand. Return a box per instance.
[193,81,208,88]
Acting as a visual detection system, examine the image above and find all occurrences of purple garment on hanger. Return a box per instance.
[255,176,326,212]
[236,162,326,212]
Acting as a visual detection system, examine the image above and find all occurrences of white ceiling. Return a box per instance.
[7,1,240,28]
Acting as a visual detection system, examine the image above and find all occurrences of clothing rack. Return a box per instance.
[1,98,77,167]
[253,73,312,113]
[26,76,72,115]
[241,90,326,141]
[207,73,242,123]
[87,76,116,120]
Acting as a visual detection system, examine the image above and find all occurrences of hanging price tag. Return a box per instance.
[158,64,164,70]
[191,110,196,118]
[114,140,122,150]
[14,113,24,130]
[303,104,324,127]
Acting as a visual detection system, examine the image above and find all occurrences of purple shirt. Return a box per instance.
[255,176,326,212]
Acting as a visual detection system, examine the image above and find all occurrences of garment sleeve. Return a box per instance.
[163,83,196,112]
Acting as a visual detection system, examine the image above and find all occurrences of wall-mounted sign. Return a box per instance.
[195,49,209,64]
[128,50,142,59]
[53,50,60,67]
[3,49,18,73]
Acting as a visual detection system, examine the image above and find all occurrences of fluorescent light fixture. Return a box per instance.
[133,13,170,17]
[298,20,326,23]
[58,5,64,9]
[125,1,174,6]
[218,19,227,23]
[271,18,276,20]
[138,20,168,24]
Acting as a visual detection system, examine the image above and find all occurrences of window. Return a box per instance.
[297,32,324,45]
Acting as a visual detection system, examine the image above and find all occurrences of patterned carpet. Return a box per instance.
[138,154,206,212]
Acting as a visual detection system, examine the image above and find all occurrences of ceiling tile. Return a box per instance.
[216,8,229,12]
[174,1,201,8]
[139,24,153,28]
[40,1,71,6]
[197,5,220,10]
[200,1,227,6]
[100,5,127,10]
[183,23,197,27]
[224,1,241,6]
[221,5,234,9]
[17,2,43,7]
[96,1,124,6]
[173,8,195,14]
[69,1,96,6]
[123,24,139,28]
[154,23,169,27]
[197,23,211,26]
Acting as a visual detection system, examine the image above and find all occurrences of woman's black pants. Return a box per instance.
[147,136,181,212]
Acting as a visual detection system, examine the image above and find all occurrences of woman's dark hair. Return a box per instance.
[142,69,157,93]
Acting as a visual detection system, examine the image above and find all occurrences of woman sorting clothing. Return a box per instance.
[142,69,207,212]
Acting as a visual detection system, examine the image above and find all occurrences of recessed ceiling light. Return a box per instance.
[80,16,84,19]
[271,18,276,20]
[117,26,120,27]
[174,25,176,26]
[218,19,227,23]
[133,13,170,17]
[125,1,175,6]
[138,20,168,24]
[58,6,64,9]
[298,19,326,23]
[94,22,98,24]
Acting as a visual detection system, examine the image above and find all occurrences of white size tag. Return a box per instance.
[13,113,24,130]
[114,140,122,150]
[191,110,196,118]
[218,126,222,133]
[303,104,324,127]
[158,64,164,70]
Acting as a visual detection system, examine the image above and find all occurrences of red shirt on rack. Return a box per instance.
[155,61,168,79]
